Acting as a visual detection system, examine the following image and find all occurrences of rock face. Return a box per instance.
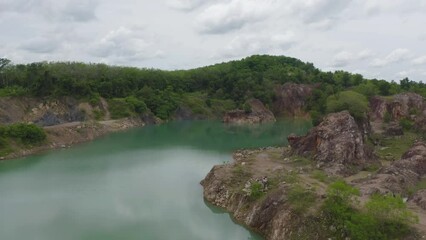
[0,96,87,126]
[223,99,276,124]
[288,111,378,175]
[384,122,404,136]
[357,141,426,196]
[370,93,425,122]
[272,83,315,117]
[173,106,206,121]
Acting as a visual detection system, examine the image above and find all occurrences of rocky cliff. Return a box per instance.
[223,99,276,124]
[369,93,426,134]
[287,111,378,175]
[272,83,315,118]
[0,96,149,160]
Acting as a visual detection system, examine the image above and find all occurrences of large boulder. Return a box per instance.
[288,111,378,175]
[272,83,315,117]
[223,99,275,124]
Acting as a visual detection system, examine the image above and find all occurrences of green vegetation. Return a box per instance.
[283,171,300,184]
[0,55,424,123]
[0,123,46,156]
[376,131,419,160]
[322,181,417,240]
[108,96,148,119]
[326,91,369,121]
[310,170,340,183]
[0,123,46,145]
[399,118,414,131]
[287,184,316,214]
[408,178,426,196]
[249,182,264,200]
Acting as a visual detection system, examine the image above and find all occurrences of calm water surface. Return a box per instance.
[0,120,311,240]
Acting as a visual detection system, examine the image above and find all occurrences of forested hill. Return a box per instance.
[0,55,425,120]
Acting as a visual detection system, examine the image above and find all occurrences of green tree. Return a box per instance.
[326,91,369,121]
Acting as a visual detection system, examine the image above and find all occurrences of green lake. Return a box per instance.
[0,120,311,240]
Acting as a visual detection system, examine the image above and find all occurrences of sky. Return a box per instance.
[1,0,426,82]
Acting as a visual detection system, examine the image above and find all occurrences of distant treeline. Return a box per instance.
[0,55,425,120]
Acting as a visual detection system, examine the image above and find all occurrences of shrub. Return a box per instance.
[399,118,414,131]
[108,96,147,119]
[5,123,46,144]
[250,182,264,200]
[322,181,417,240]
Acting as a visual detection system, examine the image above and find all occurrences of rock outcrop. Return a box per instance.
[223,99,276,124]
[201,148,325,240]
[370,93,425,122]
[287,111,378,175]
[0,96,90,126]
[272,83,315,118]
[357,141,426,196]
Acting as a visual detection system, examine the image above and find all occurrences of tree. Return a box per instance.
[326,91,369,121]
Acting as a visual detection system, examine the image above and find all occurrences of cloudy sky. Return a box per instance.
[1,0,426,82]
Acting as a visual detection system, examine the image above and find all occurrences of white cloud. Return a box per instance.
[220,32,296,58]
[412,55,426,65]
[371,48,410,67]
[20,37,61,54]
[1,0,426,81]
[165,0,206,11]
[331,49,373,67]
[196,0,274,34]
[288,0,352,24]
[90,26,164,64]
[362,0,426,15]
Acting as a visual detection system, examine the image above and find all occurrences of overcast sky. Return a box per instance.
[1,0,425,82]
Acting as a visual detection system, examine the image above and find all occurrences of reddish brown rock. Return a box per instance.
[223,99,276,124]
[288,111,378,175]
[369,93,425,123]
[272,83,316,118]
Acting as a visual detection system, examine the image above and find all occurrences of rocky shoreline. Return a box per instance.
[1,117,146,161]
[201,110,426,240]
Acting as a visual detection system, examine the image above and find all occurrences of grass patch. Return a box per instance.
[283,171,300,184]
[289,156,312,167]
[408,178,426,196]
[376,131,419,160]
[311,170,329,183]
[287,184,316,214]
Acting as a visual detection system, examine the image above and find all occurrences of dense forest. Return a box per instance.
[0,55,425,121]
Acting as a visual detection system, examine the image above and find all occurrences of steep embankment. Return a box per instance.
[0,97,152,160]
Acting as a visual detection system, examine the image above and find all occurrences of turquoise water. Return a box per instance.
[0,121,311,240]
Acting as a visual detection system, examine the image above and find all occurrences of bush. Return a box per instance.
[399,118,414,131]
[108,96,147,119]
[5,123,46,144]
[250,182,264,200]
[326,91,369,121]
[322,181,417,240]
